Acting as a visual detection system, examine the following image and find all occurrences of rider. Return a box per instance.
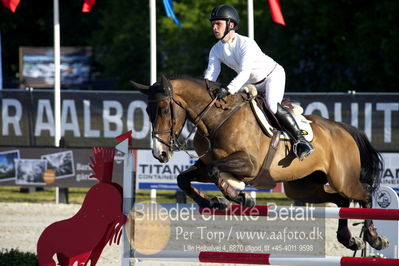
[204,4,314,161]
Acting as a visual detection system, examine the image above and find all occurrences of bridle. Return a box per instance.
[150,94,184,152]
[150,82,216,158]
[150,79,252,159]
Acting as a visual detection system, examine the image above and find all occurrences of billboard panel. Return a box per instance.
[135,150,282,192]
[0,147,125,187]
[0,146,397,193]
[19,47,91,88]
[0,90,398,151]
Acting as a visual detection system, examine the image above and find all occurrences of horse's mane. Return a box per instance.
[167,74,221,88]
[167,74,201,82]
[148,75,211,100]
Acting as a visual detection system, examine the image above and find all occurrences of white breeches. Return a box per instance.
[254,64,286,114]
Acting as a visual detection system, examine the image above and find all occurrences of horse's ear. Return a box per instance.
[161,75,172,94]
[129,80,150,95]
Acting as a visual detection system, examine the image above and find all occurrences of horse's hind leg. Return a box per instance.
[361,201,389,250]
[335,199,367,251]
[332,183,388,250]
[329,175,389,250]
[284,177,365,251]
[207,151,256,207]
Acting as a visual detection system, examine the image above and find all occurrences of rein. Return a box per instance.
[151,80,253,159]
[209,99,251,136]
[175,97,217,159]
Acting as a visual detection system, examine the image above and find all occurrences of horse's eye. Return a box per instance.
[160,107,169,116]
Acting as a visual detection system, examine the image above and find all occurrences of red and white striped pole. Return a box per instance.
[199,205,399,221]
[134,250,399,265]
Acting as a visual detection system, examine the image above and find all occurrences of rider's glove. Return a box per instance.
[215,86,230,99]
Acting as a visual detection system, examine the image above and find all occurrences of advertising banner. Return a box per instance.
[0,147,125,187]
[381,153,399,190]
[0,146,397,193]
[0,90,151,148]
[135,150,195,190]
[0,90,398,151]
[19,47,91,88]
[135,150,282,192]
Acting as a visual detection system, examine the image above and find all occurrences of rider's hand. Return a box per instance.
[215,87,230,99]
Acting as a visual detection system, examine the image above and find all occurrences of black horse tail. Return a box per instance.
[338,122,383,194]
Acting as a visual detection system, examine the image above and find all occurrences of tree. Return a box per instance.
[1,0,398,92]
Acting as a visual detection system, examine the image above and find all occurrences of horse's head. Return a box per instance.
[131,76,187,163]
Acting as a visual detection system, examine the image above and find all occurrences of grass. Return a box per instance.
[0,186,295,206]
[141,190,295,206]
[0,186,89,204]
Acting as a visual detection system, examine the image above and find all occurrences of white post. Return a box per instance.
[150,0,157,84]
[247,0,254,39]
[149,0,156,198]
[53,0,61,147]
[117,139,134,266]
[55,187,59,204]
[150,188,157,202]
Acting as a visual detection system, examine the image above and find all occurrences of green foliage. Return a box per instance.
[257,0,399,91]
[0,249,38,266]
[0,0,398,91]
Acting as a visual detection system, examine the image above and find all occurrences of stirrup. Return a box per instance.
[293,140,314,161]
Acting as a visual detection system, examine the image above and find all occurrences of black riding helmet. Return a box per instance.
[209,5,239,40]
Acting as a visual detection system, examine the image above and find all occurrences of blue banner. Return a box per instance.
[163,0,181,27]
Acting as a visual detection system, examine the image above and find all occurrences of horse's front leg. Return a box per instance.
[207,151,257,207]
[176,160,217,208]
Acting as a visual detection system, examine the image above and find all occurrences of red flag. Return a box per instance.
[1,0,21,12]
[82,0,96,13]
[267,0,286,26]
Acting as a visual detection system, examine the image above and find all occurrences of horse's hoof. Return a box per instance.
[239,192,255,208]
[207,165,220,180]
[347,236,366,250]
[368,235,390,250]
[197,200,212,208]
[364,222,390,250]
[210,197,230,210]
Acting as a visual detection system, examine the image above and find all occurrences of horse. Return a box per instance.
[131,75,388,252]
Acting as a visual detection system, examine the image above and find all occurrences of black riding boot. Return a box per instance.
[275,103,314,161]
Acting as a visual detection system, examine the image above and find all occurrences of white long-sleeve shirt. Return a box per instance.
[204,33,277,94]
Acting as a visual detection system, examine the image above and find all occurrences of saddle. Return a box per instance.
[250,94,314,142]
[205,80,314,191]
[205,80,313,142]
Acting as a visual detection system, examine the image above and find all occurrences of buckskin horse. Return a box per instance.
[131,75,388,252]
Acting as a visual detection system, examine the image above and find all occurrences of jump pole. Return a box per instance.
[133,250,399,265]
[199,205,399,221]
